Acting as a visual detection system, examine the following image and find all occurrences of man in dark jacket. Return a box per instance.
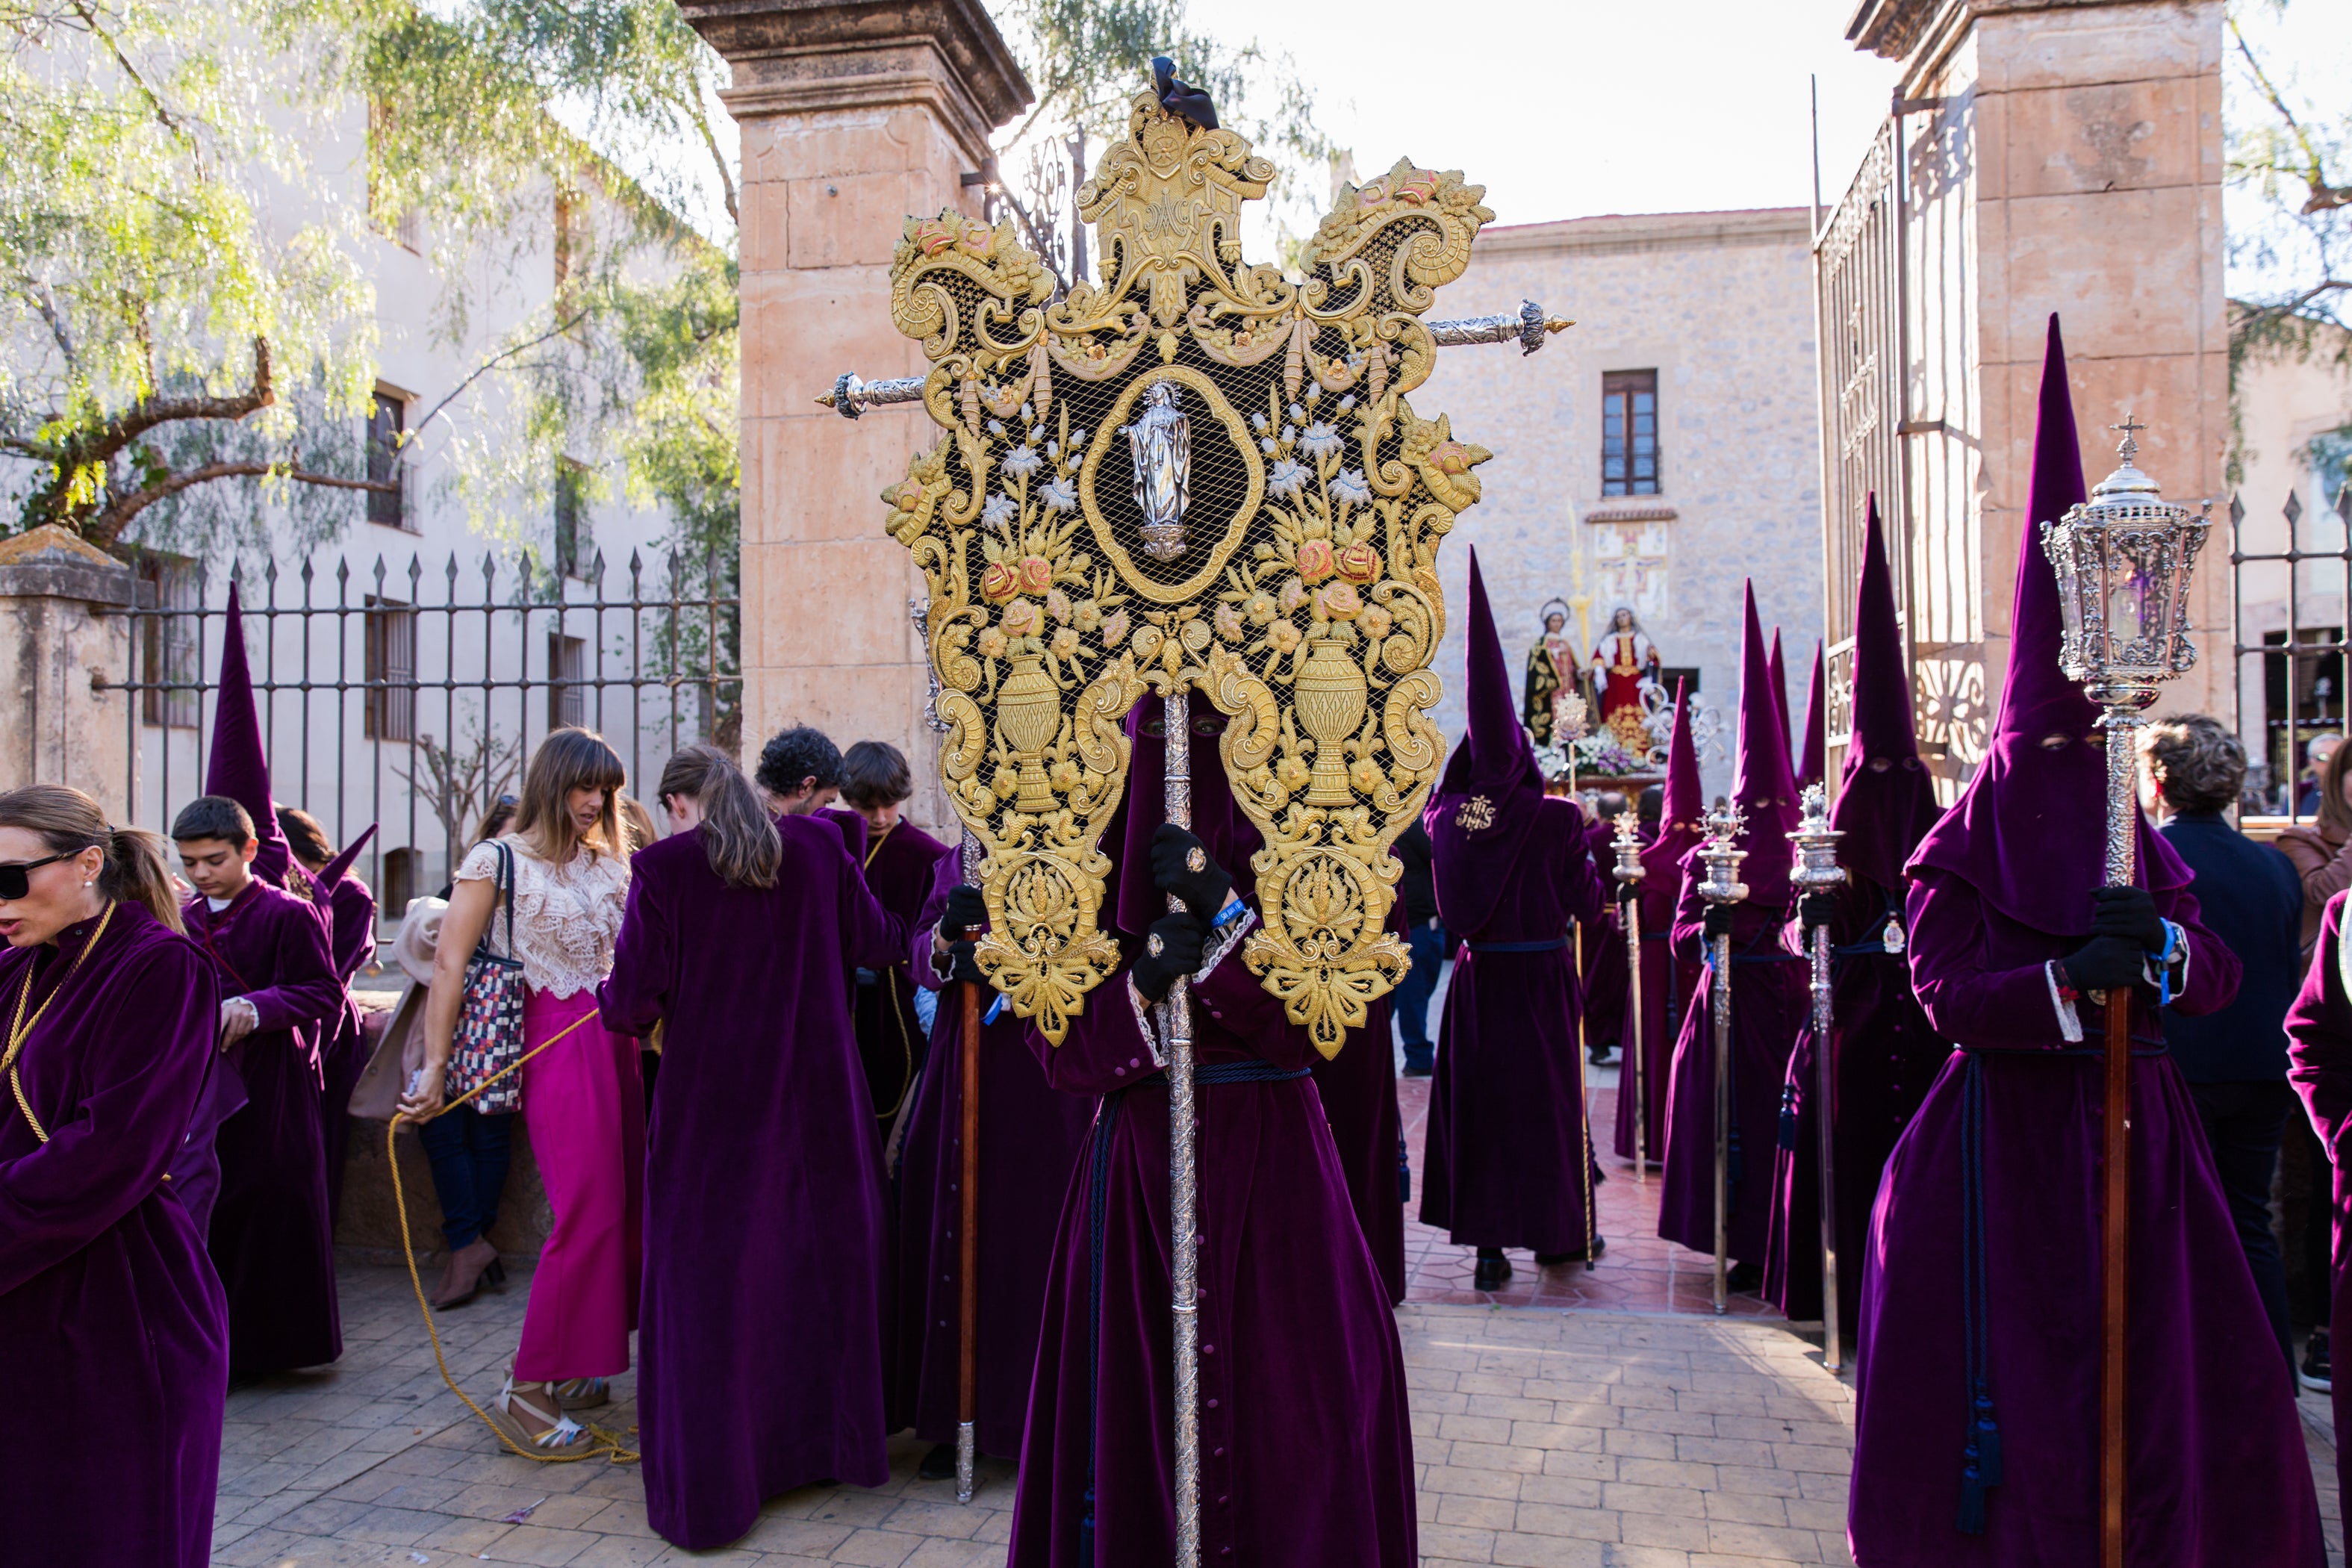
[1393,818,1444,1077]
[2148,714,2306,1381]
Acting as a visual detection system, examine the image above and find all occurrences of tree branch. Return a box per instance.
[87,459,394,547]
[2230,19,2351,214]
[692,109,738,228]
[404,307,591,448]
[95,336,274,457]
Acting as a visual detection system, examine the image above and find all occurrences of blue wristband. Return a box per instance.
[1211,896,1248,930]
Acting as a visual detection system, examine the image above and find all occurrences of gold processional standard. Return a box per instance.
[828,77,1569,1549]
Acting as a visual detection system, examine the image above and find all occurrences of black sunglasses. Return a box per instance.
[0,852,77,900]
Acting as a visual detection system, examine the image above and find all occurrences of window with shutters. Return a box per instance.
[364,595,416,741]
[137,554,202,728]
[1601,370,1661,496]
[554,458,589,579]
[549,632,587,729]
[366,390,410,530]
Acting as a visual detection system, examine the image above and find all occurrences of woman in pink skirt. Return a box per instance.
[402,727,641,1450]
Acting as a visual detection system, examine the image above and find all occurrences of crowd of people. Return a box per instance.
[3,313,2348,1567]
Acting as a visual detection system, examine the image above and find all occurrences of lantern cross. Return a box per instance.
[2109,411,2147,461]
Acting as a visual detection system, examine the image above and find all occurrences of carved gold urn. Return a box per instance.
[1296,637,1369,806]
[996,656,1060,811]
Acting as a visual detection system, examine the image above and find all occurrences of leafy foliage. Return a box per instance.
[2226,3,2351,376]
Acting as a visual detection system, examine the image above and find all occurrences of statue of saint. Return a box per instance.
[1523,601,1577,744]
[1589,605,1661,753]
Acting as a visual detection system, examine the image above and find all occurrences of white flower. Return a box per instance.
[1299,421,1344,459]
[1045,440,1060,459]
[1040,475,1078,512]
[981,493,1018,530]
[1331,468,1372,505]
[1020,402,1033,422]
[1068,428,1087,447]
[1260,437,1280,455]
[1252,411,1269,432]
[987,418,1006,436]
[1337,393,1356,412]
[1002,445,1043,479]
[1269,458,1310,499]
[1288,402,1306,423]
[1281,425,1296,444]
[1027,426,1042,444]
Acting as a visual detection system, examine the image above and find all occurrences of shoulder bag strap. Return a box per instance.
[497,839,519,962]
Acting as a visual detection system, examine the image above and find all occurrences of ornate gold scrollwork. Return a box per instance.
[881,89,1494,1051]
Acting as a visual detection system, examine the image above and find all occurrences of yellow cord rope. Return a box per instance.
[3,903,117,1145]
[389,1005,639,1465]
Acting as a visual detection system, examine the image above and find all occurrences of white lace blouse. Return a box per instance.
[455,835,631,999]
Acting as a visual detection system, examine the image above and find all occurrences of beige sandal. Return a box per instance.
[551,1376,611,1411]
[490,1375,591,1452]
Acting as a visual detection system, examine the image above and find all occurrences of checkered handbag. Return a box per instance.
[447,839,526,1114]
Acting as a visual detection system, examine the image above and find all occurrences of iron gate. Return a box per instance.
[2233,483,2352,819]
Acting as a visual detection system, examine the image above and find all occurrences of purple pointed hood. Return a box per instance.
[1100,699,1263,941]
[1798,642,1826,793]
[1908,316,2187,932]
[1692,585,1799,907]
[207,581,291,887]
[314,823,379,894]
[1831,497,1941,891]
[1769,629,1791,755]
[1642,679,1705,885]
[1428,548,1544,936]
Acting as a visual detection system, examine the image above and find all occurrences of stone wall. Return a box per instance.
[1416,209,1826,803]
[0,525,137,823]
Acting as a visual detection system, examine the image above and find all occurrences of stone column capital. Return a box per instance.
[681,0,1033,166]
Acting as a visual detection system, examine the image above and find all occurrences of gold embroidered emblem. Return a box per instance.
[1455,794,1496,831]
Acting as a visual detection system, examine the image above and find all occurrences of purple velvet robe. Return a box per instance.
[854,819,949,1140]
[1613,826,1694,1163]
[892,848,1094,1456]
[2283,891,2352,1534]
[186,877,345,1372]
[1006,927,1416,1567]
[1657,886,1806,1267]
[1312,991,1407,1303]
[598,815,909,1550]
[1579,815,1629,1054]
[0,903,228,1567]
[1420,794,1606,1253]
[1848,869,2321,1564]
[318,874,376,1226]
[1764,873,1945,1326]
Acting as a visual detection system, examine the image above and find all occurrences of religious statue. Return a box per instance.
[1590,604,1661,753]
[1524,600,1577,744]
[1126,382,1190,560]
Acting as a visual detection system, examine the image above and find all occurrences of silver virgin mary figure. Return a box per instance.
[1127,381,1190,560]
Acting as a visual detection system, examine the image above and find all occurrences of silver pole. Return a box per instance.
[1695,806,1749,1319]
[1789,785,1847,1370]
[1609,813,1647,1187]
[1158,685,1202,1568]
[956,826,983,1501]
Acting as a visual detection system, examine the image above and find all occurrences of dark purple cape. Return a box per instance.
[1006,930,1415,1567]
[1617,685,1706,1162]
[599,815,907,1549]
[1579,813,1629,1053]
[853,818,951,1139]
[1420,794,1605,1252]
[318,871,377,1225]
[2285,891,2352,1533]
[0,903,228,1568]
[187,877,344,1372]
[892,847,1094,1455]
[1849,871,2319,1563]
[1313,989,1407,1304]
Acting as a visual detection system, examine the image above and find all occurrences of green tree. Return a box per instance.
[2227,4,2349,369]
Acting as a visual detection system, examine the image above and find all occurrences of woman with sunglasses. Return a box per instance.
[0,785,229,1567]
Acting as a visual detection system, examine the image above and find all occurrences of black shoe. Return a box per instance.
[1401,1064,1433,1079]
[1536,1238,1605,1266]
[2304,1331,2333,1394]
[1588,1041,1615,1065]
[1472,1250,1512,1291]
[918,1442,958,1481]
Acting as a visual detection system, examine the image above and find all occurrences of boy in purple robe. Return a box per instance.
[177,793,346,1374]
[1658,587,1807,1279]
[1615,687,1705,1164]
[1422,550,1606,1292]
[0,786,231,1568]
[281,807,377,1225]
[896,854,1094,1478]
[1764,501,1948,1329]
[598,754,909,1549]
[839,741,951,1143]
[1007,700,1416,1567]
[1848,318,2321,1563]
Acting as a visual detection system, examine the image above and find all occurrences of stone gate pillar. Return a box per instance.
[680,0,1031,821]
[0,525,137,823]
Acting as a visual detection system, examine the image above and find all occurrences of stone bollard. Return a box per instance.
[0,525,137,823]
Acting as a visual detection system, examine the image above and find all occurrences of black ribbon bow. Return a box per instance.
[1151,55,1219,131]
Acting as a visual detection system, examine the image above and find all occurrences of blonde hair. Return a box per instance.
[0,785,183,933]
[659,744,780,889]
[2320,734,2352,839]
[616,794,657,858]
[512,727,626,865]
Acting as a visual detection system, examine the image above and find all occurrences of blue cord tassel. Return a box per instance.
[1077,1493,1095,1568]
[1396,1135,1411,1204]
[1777,1083,1799,1152]
[1956,1452,1987,1535]
[1972,1384,2003,1487]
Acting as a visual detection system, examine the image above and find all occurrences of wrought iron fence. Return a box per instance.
[105,545,738,924]
[2232,483,2352,818]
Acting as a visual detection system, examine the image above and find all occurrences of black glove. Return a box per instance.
[942,883,989,941]
[2062,936,2147,993]
[1150,824,1232,925]
[1131,913,1206,1003]
[1702,903,1735,942]
[2089,886,2166,952]
[1614,877,1639,907]
[947,939,986,987]
[1799,892,1837,933]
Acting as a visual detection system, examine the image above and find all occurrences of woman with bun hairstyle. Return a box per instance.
[0,785,230,1567]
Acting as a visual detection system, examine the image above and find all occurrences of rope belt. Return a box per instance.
[1948,1040,2168,1534]
[1080,1060,1310,1565]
